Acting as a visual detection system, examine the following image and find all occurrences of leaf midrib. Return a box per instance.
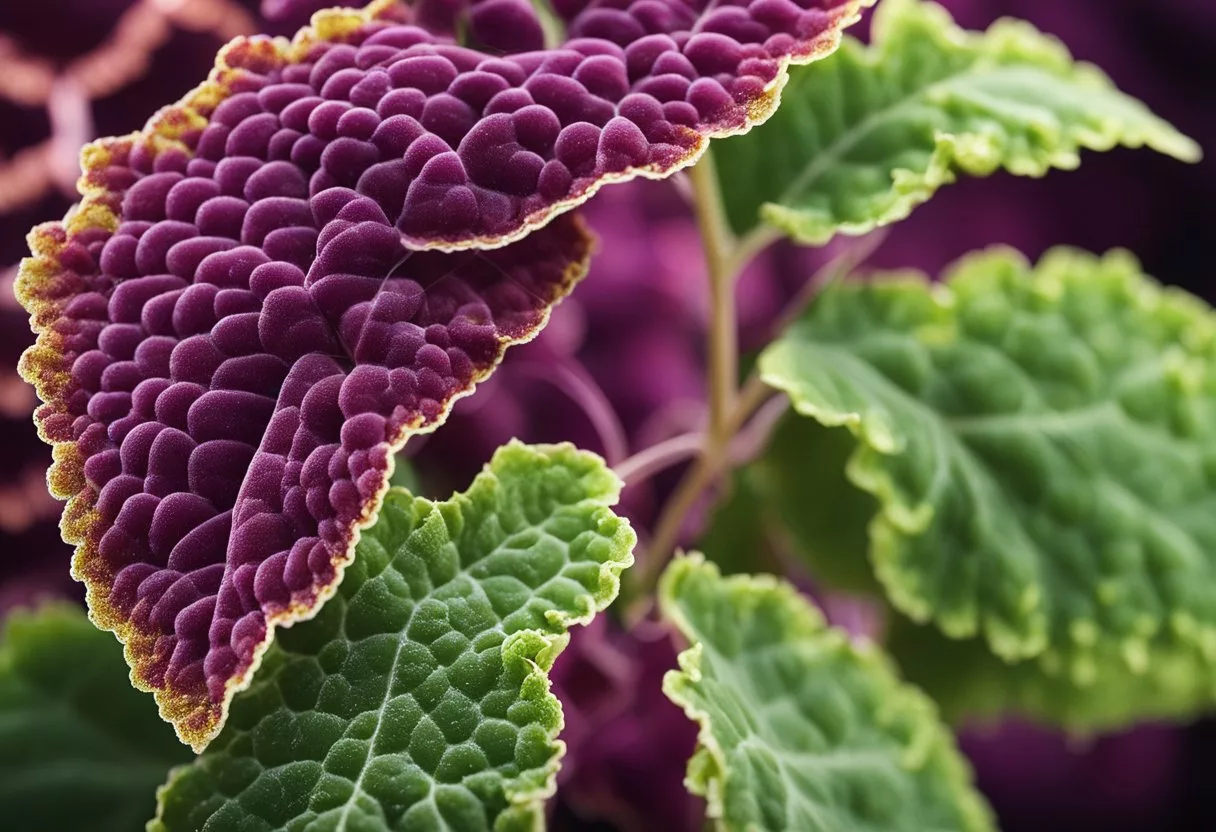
[806,337,1169,442]
[330,498,584,831]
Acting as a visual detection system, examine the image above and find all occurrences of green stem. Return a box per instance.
[627,151,785,610]
[690,149,738,443]
[628,375,773,611]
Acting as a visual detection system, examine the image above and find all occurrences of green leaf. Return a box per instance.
[759,246,1216,727]
[695,416,879,590]
[150,441,635,832]
[715,0,1201,244]
[0,604,191,832]
[660,556,992,832]
[748,415,881,593]
[696,472,773,577]
[885,612,1216,729]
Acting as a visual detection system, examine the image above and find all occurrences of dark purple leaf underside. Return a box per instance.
[16,0,868,750]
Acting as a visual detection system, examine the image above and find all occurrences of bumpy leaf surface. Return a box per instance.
[660,556,992,832]
[177,0,872,252]
[15,11,595,750]
[714,0,1201,244]
[759,247,1216,727]
[0,604,191,832]
[16,0,870,752]
[151,441,635,831]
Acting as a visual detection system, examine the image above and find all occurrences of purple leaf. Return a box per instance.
[213,0,870,250]
[14,0,866,751]
[17,30,593,750]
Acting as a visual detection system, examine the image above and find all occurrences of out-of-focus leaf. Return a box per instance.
[695,472,771,577]
[151,441,634,832]
[759,246,1216,727]
[885,611,1216,730]
[0,604,190,832]
[749,414,880,593]
[715,0,1201,244]
[660,556,992,832]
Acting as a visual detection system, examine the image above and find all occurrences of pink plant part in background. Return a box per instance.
[0,0,258,212]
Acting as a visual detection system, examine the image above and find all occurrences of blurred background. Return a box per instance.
[0,1,1212,830]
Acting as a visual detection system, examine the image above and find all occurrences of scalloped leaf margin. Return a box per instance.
[714,0,1201,245]
[150,441,635,831]
[16,6,597,754]
[660,555,992,832]
[17,0,875,753]
[129,0,877,254]
[758,247,1216,727]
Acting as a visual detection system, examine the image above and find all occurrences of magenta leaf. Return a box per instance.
[222,0,870,250]
[16,0,868,751]
[17,22,594,750]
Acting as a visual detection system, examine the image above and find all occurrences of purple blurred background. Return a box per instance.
[1,1,1212,830]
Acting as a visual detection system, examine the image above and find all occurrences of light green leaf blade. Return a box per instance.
[759,246,1216,727]
[151,441,635,832]
[0,604,191,832]
[715,0,1201,244]
[660,556,992,832]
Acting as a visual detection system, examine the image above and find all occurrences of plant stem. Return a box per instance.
[689,149,738,443]
[512,360,629,465]
[629,376,772,606]
[614,432,704,487]
[625,152,785,609]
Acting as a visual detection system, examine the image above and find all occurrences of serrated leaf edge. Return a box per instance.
[149,440,636,832]
[760,246,1216,680]
[759,0,1201,246]
[658,554,992,832]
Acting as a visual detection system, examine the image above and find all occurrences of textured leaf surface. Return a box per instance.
[16,0,870,751]
[714,0,1201,244]
[141,0,872,252]
[759,247,1216,727]
[660,556,991,832]
[151,441,635,831]
[0,604,191,832]
[16,17,593,751]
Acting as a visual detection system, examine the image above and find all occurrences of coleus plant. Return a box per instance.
[2,0,1207,828]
